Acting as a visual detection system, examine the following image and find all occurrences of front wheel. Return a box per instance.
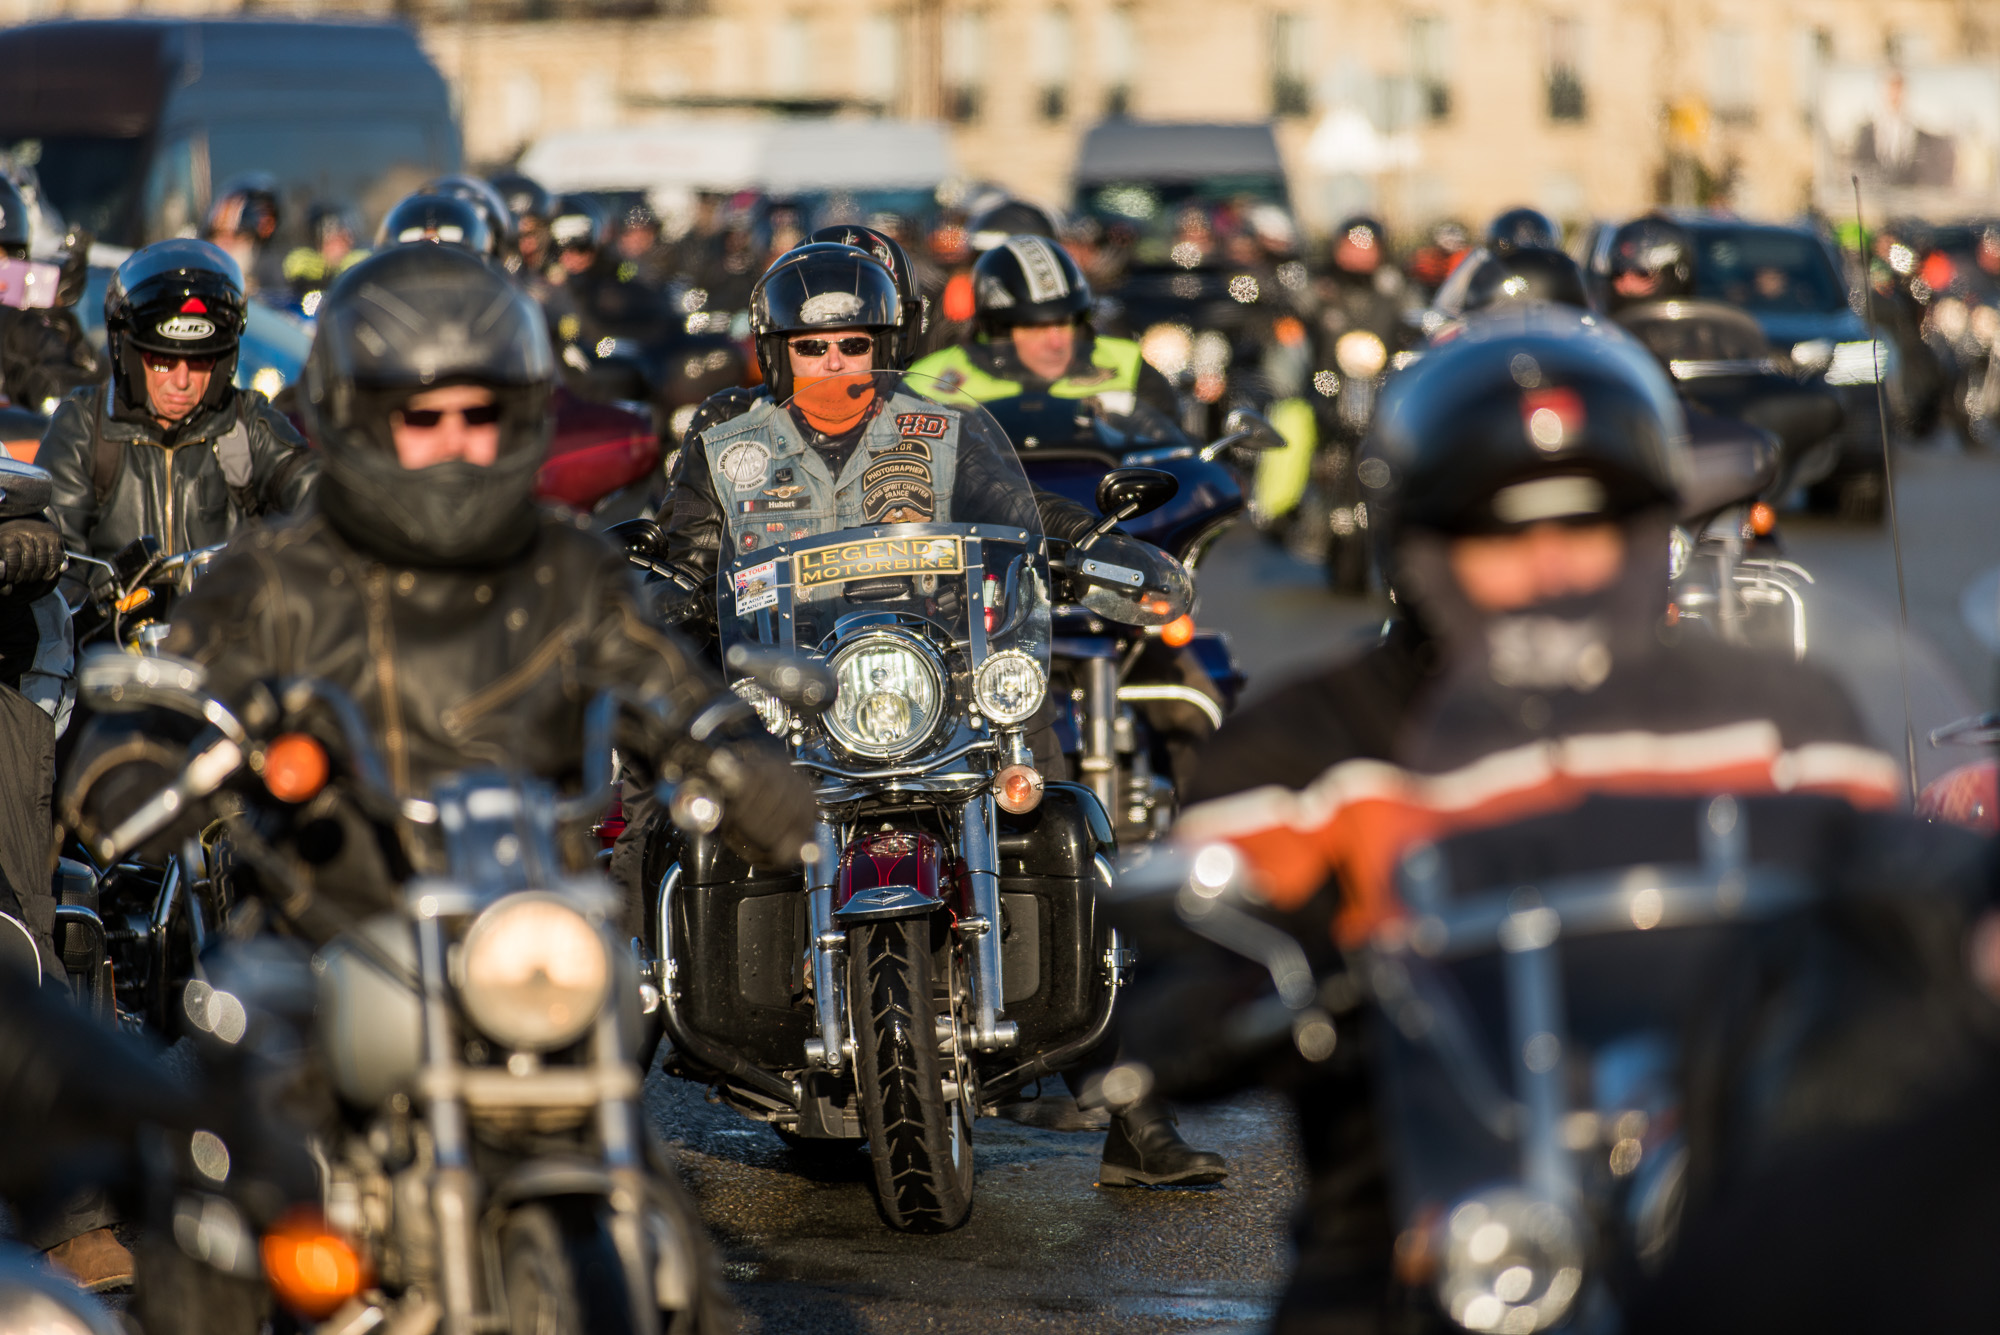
[848,915,974,1232]
[502,1201,639,1335]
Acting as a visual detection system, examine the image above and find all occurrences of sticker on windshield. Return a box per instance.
[717,440,772,490]
[733,558,780,614]
[796,536,963,589]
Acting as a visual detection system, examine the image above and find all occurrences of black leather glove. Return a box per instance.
[703,734,817,870]
[0,517,64,598]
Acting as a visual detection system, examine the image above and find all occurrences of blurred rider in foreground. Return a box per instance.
[1114,308,1910,1332]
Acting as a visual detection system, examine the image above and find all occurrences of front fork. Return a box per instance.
[804,792,1019,1073]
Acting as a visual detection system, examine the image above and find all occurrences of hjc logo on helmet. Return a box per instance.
[156,296,215,342]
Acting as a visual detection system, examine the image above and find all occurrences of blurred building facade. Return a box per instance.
[0,0,1988,233]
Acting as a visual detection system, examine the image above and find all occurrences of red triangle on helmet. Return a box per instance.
[180,297,207,314]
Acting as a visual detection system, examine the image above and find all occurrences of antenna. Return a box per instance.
[1852,175,1920,802]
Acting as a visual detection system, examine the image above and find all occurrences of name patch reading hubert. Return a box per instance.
[796,536,963,588]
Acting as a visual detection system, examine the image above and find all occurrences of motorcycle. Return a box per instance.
[986,394,1279,839]
[75,649,724,1335]
[1667,415,1815,662]
[628,373,1190,1231]
[56,533,234,1035]
[1111,795,1973,1332]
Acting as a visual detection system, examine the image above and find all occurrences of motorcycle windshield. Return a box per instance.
[715,370,1051,753]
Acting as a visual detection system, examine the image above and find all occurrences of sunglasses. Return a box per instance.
[143,354,218,373]
[788,335,874,358]
[398,402,503,428]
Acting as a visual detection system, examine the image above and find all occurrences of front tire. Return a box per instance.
[502,1201,638,1335]
[849,915,975,1232]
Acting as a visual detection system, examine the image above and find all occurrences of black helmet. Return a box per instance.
[967,200,1059,253]
[104,239,247,418]
[1331,215,1390,274]
[0,177,31,260]
[808,223,926,368]
[207,173,282,244]
[1362,307,1685,553]
[1607,216,1694,307]
[1487,207,1561,255]
[490,173,554,229]
[376,192,496,260]
[971,235,1092,335]
[749,242,900,400]
[1445,247,1593,317]
[428,175,517,260]
[302,244,555,568]
[548,194,607,254]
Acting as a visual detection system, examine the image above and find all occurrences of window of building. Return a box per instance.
[945,10,985,124]
[770,14,809,95]
[1411,14,1452,122]
[1546,16,1586,122]
[1709,26,1754,124]
[859,11,901,106]
[1100,7,1135,118]
[1271,12,1311,118]
[1035,8,1073,123]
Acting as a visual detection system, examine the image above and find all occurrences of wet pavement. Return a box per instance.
[647,1071,1300,1333]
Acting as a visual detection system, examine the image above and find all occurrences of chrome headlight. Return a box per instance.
[1436,1190,1585,1332]
[458,893,610,1052]
[1335,329,1389,378]
[975,649,1046,725]
[825,631,946,759]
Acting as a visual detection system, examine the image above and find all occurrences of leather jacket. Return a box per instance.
[64,508,725,926]
[39,382,317,565]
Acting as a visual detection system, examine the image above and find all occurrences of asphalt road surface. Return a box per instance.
[649,440,2000,1333]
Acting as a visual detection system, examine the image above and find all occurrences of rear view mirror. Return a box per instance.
[1094,467,1179,524]
[1221,408,1285,451]
[606,517,665,560]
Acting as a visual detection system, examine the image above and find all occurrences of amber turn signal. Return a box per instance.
[1749,502,1776,537]
[115,587,154,615]
[261,1211,366,1318]
[263,733,330,804]
[1159,614,1196,648]
[994,763,1045,815]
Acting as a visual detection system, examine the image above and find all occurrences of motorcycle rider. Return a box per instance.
[280,203,367,312]
[908,234,1178,417]
[0,213,105,415]
[203,174,287,297]
[1486,204,1563,255]
[62,241,816,927]
[1119,308,1891,1332]
[1603,213,1696,312]
[38,240,316,569]
[377,191,498,265]
[659,240,1227,1185]
[490,171,555,279]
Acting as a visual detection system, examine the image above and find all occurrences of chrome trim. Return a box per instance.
[807,823,848,1069]
[794,736,996,781]
[959,793,1013,1050]
[822,628,949,762]
[1116,682,1225,730]
[1668,357,1782,379]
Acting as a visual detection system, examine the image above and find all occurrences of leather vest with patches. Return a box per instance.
[700,389,963,558]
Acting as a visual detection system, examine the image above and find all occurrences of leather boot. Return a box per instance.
[1098,1098,1229,1187]
[45,1227,134,1292]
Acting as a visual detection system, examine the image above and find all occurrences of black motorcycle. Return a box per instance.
[987,394,1278,839]
[626,374,1192,1231]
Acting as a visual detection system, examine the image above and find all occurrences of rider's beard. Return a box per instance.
[792,372,877,434]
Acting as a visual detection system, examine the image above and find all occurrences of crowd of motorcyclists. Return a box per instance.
[0,143,1992,1335]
